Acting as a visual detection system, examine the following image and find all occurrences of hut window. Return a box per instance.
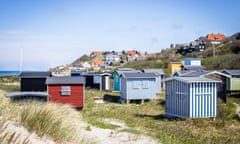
[94,75,100,84]
[61,86,71,96]
[133,81,140,89]
[142,81,149,89]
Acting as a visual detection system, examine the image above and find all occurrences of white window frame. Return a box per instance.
[61,86,71,96]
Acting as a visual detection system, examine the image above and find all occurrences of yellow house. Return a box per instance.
[169,62,182,74]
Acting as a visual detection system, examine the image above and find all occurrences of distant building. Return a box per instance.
[207,33,226,41]
[91,60,104,67]
[90,50,103,57]
[105,54,120,65]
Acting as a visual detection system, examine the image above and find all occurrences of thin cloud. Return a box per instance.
[151,37,159,44]
[0,30,32,35]
[171,24,183,30]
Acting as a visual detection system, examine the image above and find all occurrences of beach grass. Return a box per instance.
[83,89,240,144]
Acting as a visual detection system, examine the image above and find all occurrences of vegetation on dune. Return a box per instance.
[20,103,83,143]
[0,78,94,144]
[202,54,240,70]
[82,90,240,144]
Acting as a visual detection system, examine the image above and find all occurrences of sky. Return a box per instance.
[0,0,239,70]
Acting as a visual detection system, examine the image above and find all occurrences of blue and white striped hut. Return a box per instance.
[165,77,221,118]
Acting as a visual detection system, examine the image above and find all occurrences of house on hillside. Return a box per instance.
[90,50,102,57]
[120,72,156,103]
[20,72,51,92]
[46,77,85,108]
[165,77,221,118]
[105,54,120,65]
[127,50,138,61]
[207,33,226,41]
[142,69,165,93]
[91,60,104,67]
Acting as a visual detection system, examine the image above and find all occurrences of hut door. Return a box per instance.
[140,80,149,99]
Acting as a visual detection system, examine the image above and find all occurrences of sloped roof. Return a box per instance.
[122,72,156,79]
[165,76,221,83]
[117,70,141,75]
[221,69,240,76]
[183,65,206,71]
[207,33,226,41]
[173,70,231,78]
[142,69,165,75]
[91,59,103,65]
[20,71,51,78]
[46,77,85,85]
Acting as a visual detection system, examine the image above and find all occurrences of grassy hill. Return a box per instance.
[122,32,240,73]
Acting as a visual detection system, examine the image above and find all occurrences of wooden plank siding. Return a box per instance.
[165,77,220,118]
[48,84,84,108]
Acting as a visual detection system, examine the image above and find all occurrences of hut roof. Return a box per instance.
[221,69,240,76]
[142,69,165,75]
[165,76,221,83]
[46,77,85,85]
[20,71,51,78]
[122,72,156,79]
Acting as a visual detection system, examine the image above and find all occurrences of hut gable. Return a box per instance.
[165,77,221,118]
[221,69,240,78]
[46,77,85,108]
[221,69,240,92]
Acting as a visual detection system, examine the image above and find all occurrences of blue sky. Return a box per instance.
[0,0,239,70]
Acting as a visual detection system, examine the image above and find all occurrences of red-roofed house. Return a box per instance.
[91,59,103,67]
[127,50,137,57]
[207,33,226,41]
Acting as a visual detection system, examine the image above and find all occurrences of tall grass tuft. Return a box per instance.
[20,103,87,143]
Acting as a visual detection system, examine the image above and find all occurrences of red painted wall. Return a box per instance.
[48,84,84,108]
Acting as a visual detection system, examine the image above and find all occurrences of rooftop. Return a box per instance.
[20,71,51,78]
[122,72,156,79]
[165,76,221,83]
[46,77,85,85]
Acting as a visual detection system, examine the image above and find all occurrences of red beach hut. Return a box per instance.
[46,77,85,108]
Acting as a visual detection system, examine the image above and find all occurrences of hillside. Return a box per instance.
[123,32,240,72]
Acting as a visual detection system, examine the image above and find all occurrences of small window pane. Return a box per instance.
[132,81,140,89]
[142,81,149,89]
[61,86,71,96]
[94,76,100,84]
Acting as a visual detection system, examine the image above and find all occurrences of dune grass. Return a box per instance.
[19,103,89,143]
[0,77,94,144]
[83,89,240,144]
